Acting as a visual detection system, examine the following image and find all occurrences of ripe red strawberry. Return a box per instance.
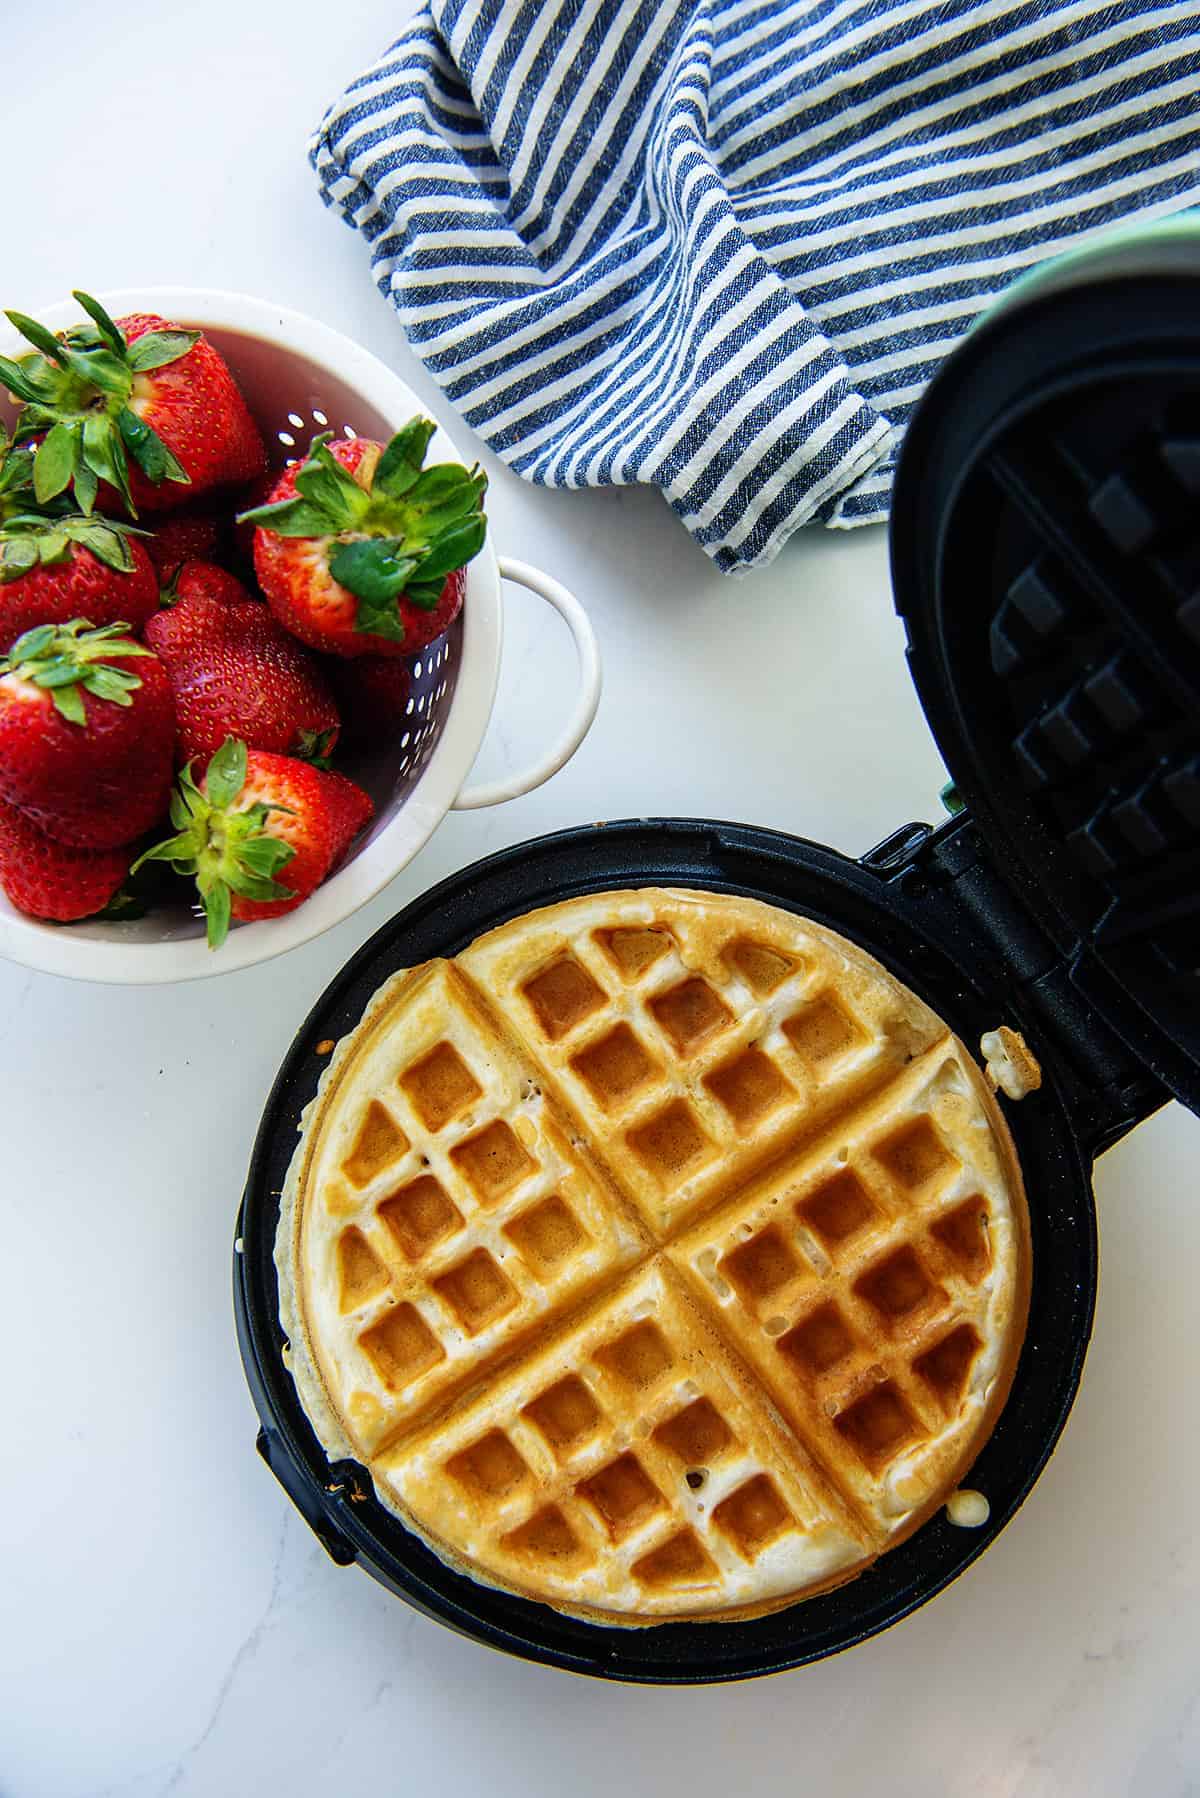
[0,620,176,848]
[0,516,158,655]
[0,422,159,651]
[136,738,374,947]
[144,505,226,580]
[145,560,340,764]
[326,654,413,747]
[0,290,265,516]
[241,421,484,658]
[306,767,376,868]
[0,793,132,920]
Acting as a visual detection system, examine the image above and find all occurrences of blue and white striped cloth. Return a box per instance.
[312,1,1200,573]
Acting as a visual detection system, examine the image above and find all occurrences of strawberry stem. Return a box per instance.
[0,618,151,724]
[133,738,297,948]
[0,290,198,517]
[0,512,141,582]
[237,419,487,639]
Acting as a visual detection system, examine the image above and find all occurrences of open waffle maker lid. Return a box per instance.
[889,219,1200,1123]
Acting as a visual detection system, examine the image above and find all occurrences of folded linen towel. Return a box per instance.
[312,0,1200,572]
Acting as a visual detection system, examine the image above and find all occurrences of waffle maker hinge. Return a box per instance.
[880,812,1167,1156]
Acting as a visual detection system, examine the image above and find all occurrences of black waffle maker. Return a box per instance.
[234,224,1200,1682]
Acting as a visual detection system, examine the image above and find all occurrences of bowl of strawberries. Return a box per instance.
[0,288,600,981]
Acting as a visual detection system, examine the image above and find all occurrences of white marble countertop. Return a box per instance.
[4,5,1199,1795]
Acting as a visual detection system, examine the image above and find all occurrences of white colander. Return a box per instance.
[0,289,600,983]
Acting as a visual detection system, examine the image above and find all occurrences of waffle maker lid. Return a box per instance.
[890,218,1200,1122]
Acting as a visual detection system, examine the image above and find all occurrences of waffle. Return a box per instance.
[277,888,1030,1624]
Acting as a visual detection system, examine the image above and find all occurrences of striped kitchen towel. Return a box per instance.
[311,1,1200,573]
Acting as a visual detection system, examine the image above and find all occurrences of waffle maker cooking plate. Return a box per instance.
[235,224,1200,1681]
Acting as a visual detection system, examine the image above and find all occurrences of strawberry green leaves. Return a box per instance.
[134,737,296,949]
[0,513,140,583]
[0,427,35,509]
[66,518,139,573]
[403,514,486,605]
[82,409,132,511]
[32,421,77,504]
[4,310,75,368]
[294,435,368,529]
[0,355,49,407]
[0,617,151,724]
[125,331,200,373]
[70,290,125,357]
[372,418,438,497]
[116,407,189,489]
[72,288,200,375]
[0,290,198,515]
[333,452,486,632]
[0,539,37,579]
[327,540,417,641]
[238,433,369,539]
[73,297,199,380]
[203,735,249,808]
[355,460,487,624]
[237,419,487,642]
[0,429,134,582]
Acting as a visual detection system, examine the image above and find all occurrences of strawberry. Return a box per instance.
[326,654,413,747]
[145,560,340,765]
[136,737,374,947]
[311,768,377,867]
[0,620,175,848]
[145,505,226,580]
[0,420,158,651]
[0,793,132,921]
[0,520,158,657]
[0,289,265,517]
[240,421,484,658]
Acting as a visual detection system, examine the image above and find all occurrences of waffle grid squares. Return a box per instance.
[470,915,916,1243]
[386,1272,821,1606]
[292,895,1024,1618]
[316,968,646,1433]
[671,1066,1004,1527]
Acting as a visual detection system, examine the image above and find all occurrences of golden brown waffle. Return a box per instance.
[277,889,1030,1624]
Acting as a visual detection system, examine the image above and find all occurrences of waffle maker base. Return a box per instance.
[235,818,1100,1683]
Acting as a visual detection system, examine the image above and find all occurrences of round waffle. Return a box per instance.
[276,889,1031,1624]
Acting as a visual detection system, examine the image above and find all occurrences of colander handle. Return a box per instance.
[451,558,601,811]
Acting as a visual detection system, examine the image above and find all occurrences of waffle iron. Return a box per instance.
[234,222,1200,1681]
